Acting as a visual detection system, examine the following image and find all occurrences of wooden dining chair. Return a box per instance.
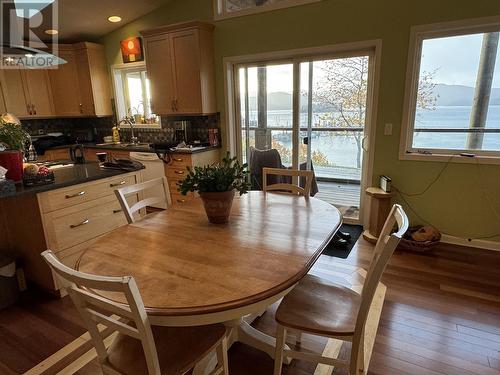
[115,177,172,223]
[262,167,313,197]
[41,250,229,375]
[273,204,409,375]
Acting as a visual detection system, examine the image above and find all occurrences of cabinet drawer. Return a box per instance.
[39,173,138,213]
[166,166,190,179]
[43,195,132,251]
[169,154,192,168]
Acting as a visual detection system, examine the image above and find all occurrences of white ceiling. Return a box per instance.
[31,0,172,43]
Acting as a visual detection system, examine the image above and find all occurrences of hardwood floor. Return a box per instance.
[1,238,500,374]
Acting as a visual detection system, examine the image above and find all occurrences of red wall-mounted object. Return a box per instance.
[0,151,23,183]
[120,37,144,63]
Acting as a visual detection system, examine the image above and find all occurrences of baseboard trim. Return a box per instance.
[441,234,500,252]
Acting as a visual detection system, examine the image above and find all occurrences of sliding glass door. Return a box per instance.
[234,52,373,221]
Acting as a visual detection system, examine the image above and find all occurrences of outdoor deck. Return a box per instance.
[316,180,360,220]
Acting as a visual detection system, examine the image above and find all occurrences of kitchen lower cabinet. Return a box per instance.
[84,148,130,161]
[165,149,219,205]
[0,171,141,293]
[39,148,70,161]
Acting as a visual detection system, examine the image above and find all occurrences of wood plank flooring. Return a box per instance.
[1,239,500,375]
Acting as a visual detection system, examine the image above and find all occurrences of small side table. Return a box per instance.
[362,187,395,244]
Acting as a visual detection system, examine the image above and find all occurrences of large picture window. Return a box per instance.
[214,0,321,20]
[401,17,500,161]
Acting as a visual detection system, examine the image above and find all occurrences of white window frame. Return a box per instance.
[400,15,500,165]
[111,62,161,129]
[214,0,321,20]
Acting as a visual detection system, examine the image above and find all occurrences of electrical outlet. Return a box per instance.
[384,123,393,136]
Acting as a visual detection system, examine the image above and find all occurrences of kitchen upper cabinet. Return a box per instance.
[0,69,54,118]
[50,42,112,117]
[0,70,30,116]
[141,21,216,115]
[49,48,82,116]
[144,36,175,115]
[0,80,6,114]
[25,70,55,116]
[74,43,113,117]
[0,42,111,119]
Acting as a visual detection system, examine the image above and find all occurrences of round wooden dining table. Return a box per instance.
[76,191,341,362]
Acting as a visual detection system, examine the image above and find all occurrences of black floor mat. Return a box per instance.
[322,224,363,259]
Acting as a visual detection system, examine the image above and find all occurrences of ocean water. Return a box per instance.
[242,106,500,170]
[414,105,500,151]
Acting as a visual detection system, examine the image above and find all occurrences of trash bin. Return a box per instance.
[0,252,19,310]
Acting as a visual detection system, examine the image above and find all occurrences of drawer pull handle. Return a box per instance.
[70,219,89,229]
[174,170,184,175]
[110,181,126,187]
[176,199,186,203]
[113,209,123,214]
[173,158,183,162]
[66,191,85,199]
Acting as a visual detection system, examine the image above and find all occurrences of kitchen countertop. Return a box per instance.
[2,162,141,198]
[46,143,221,154]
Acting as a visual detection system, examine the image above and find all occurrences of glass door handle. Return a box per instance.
[362,136,368,152]
[303,137,309,145]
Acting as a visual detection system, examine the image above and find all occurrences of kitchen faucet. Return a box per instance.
[118,116,139,145]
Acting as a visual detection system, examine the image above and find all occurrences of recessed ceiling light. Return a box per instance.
[44,29,58,35]
[108,16,122,23]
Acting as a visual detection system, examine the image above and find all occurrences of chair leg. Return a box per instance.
[295,331,302,346]
[274,325,287,375]
[216,336,229,375]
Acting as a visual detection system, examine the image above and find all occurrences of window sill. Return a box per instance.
[119,123,162,130]
[400,151,500,165]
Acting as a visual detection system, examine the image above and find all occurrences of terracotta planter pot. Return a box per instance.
[199,190,236,224]
[0,150,23,183]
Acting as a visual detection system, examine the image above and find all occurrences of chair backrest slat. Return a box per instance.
[41,250,162,375]
[115,176,171,223]
[85,307,141,338]
[350,204,408,374]
[262,167,313,197]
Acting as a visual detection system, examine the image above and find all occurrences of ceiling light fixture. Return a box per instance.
[44,29,58,35]
[108,16,122,23]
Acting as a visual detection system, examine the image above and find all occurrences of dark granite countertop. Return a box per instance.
[46,143,220,154]
[2,162,140,198]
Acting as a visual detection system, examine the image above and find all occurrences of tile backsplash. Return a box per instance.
[21,117,114,143]
[21,113,221,145]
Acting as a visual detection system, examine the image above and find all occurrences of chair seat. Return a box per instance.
[275,274,361,337]
[107,324,226,375]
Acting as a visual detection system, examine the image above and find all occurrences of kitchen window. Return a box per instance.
[401,17,500,162]
[112,62,160,128]
[214,0,321,20]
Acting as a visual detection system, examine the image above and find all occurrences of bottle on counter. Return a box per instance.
[112,125,120,144]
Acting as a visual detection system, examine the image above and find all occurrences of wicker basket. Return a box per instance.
[398,226,441,252]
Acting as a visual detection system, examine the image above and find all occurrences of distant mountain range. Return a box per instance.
[248,84,500,111]
[434,84,500,106]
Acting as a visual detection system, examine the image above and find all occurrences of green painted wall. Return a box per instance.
[100,0,500,243]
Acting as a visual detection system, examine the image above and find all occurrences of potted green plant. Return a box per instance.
[178,152,250,224]
[0,115,30,182]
